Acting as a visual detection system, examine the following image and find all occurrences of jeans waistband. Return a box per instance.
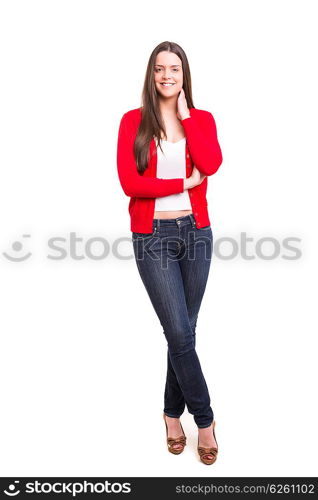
[153,213,196,229]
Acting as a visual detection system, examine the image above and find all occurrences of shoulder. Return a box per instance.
[120,107,142,126]
[190,107,214,119]
[189,108,218,128]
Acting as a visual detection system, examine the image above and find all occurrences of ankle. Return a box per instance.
[165,415,180,421]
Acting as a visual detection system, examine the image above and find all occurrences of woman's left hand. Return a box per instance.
[177,88,191,120]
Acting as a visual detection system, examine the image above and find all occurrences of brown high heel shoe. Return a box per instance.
[163,412,187,454]
[197,420,218,465]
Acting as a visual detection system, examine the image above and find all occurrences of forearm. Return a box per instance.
[118,170,184,198]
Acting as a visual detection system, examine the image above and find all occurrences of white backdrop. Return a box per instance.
[0,0,317,477]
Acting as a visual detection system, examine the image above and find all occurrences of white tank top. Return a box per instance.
[154,138,192,211]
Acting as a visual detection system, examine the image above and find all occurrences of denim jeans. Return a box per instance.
[131,213,214,428]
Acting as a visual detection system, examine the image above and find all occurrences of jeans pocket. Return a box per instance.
[132,226,158,241]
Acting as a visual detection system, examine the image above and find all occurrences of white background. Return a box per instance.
[0,0,317,477]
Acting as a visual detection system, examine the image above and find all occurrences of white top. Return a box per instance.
[154,138,192,211]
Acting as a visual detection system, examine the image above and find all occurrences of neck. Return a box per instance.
[158,96,178,115]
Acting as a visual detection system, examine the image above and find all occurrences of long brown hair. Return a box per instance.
[134,41,195,174]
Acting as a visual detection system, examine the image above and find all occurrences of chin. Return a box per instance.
[156,86,180,97]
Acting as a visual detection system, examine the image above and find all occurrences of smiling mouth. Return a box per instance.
[161,83,175,86]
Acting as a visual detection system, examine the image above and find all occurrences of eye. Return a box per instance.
[154,68,180,72]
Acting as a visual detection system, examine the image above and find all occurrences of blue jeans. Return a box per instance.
[132,213,214,428]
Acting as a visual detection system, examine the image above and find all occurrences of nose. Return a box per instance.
[163,71,174,79]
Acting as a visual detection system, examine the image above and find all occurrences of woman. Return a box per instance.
[116,41,222,465]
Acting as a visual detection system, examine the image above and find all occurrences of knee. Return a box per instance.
[165,326,195,356]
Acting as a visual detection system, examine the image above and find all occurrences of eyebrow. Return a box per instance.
[154,64,181,67]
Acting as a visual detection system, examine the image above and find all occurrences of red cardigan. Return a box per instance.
[116,107,222,233]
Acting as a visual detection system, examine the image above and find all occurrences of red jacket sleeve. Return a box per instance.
[180,111,222,176]
[117,113,185,198]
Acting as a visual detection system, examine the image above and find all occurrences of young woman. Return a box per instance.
[117,41,222,465]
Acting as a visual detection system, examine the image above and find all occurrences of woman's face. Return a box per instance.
[154,51,183,99]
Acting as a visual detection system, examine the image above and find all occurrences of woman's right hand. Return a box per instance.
[184,166,206,190]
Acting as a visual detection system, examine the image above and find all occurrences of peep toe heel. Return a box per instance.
[197,420,218,465]
[163,412,187,455]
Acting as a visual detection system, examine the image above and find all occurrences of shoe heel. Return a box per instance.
[163,412,187,455]
[197,420,218,465]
